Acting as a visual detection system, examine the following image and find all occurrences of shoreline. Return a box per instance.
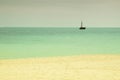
[0,54,120,80]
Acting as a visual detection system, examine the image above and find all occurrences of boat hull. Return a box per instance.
[79,27,86,30]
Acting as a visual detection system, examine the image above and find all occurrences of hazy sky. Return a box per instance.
[0,0,120,27]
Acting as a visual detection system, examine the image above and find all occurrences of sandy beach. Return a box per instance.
[0,55,120,80]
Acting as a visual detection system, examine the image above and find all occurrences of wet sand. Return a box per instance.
[0,55,120,80]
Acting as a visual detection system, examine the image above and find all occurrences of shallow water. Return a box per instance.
[0,27,120,58]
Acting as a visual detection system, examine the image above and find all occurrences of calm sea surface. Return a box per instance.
[0,27,120,59]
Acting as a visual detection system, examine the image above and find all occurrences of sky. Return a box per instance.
[0,0,120,27]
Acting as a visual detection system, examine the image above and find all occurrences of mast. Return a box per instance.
[81,21,83,27]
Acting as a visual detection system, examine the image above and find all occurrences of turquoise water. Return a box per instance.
[0,27,120,59]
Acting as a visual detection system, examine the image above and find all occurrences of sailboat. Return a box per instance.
[79,21,86,30]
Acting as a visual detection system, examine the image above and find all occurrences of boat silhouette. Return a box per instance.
[79,21,86,30]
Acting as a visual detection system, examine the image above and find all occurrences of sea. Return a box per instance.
[0,27,120,59]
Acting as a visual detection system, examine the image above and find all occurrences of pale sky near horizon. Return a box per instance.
[0,0,120,27]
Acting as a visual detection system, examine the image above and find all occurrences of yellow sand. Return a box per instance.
[0,55,120,80]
